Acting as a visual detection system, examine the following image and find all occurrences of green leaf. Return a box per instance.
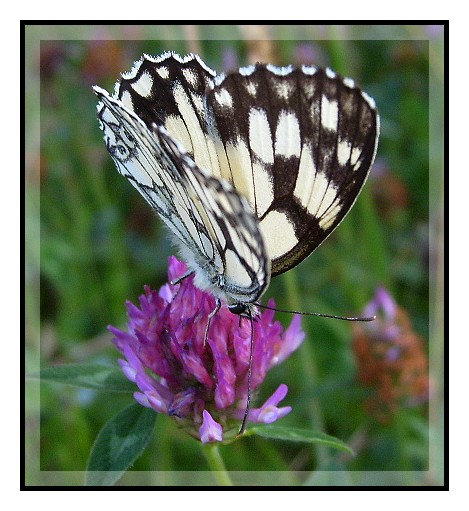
[32,363,136,392]
[250,425,354,455]
[86,403,157,486]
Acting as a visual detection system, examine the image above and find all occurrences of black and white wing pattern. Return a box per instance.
[93,82,270,307]
[206,64,379,275]
[93,52,379,309]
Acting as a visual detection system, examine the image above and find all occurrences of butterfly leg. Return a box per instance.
[170,270,195,286]
[203,298,221,346]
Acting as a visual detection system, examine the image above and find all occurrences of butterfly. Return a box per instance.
[93,51,379,318]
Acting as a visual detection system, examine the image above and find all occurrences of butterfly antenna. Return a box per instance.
[254,302,376,322]
[238,311,254,435]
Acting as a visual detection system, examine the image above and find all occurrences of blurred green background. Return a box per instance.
[25,24,444,486]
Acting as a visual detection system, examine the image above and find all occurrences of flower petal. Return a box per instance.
[258,405,292,423]
[199,410,223,443]
[271,314,305,366]
[232,384,292,424]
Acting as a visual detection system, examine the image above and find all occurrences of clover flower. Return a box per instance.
[109,256,305,443]
[353,287,429,422]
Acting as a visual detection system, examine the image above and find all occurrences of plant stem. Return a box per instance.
[202,444,233,486]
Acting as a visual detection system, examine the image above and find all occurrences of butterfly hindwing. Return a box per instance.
[157,128,270,303]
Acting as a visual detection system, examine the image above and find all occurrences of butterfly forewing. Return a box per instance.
[205,65,379,276]
[94,85,269,305]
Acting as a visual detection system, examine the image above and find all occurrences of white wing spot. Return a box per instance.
[252,161,273,217]
[267,64,293,76]
[146,188,168,213]
[194,54,217,76]
[122,57,143,80]
[120,90,133,110]
[321,96,339,131]
[260,210,298,261]
[246,81,257,96]
[294,145,316,208]
[337,138,352,166]
[182,68,198,88]
[157,66,169,79]
[213,73,226,86]
[351,146,363,168]
[214,88,233,108]
[302,81,317,98]
[130,71,154,98]
[249,108,274,164]
[275,110,301,157]
[343,77,355,88]
[200,231,214,257]
[275,80,293,99]
[239,65,255,76]
[301,65,317,75]
[224,139,255,207]
[318,201,342,230]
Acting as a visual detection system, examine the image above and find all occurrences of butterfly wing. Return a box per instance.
[96,53,378,287]
[115,54,379,276]
[115,52,223,181]
[93,85,270,305]
[205,65,379,276]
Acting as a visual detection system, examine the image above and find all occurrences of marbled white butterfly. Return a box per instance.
[93,51,379,317]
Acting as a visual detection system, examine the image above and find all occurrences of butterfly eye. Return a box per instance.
[228,303,249,316]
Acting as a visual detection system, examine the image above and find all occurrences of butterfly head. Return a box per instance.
[227,302,260,318]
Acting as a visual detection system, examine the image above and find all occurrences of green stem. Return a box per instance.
[202,444,233,486]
